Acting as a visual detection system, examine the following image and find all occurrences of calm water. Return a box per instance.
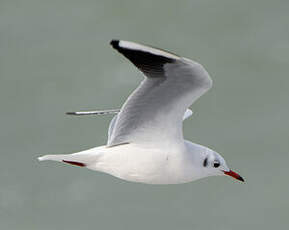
[0,0,289,229]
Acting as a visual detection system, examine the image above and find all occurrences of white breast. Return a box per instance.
[87,143,199,184]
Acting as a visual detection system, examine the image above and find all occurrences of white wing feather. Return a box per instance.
[67,108,193,145]
[108,40,212,147]
[66,40,212,148]
[106,108,192,144]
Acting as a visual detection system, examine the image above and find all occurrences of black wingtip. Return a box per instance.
[66,112,77,115]
[110,40,120,49]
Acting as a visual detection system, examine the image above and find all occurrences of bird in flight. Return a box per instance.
[38,40,244,184]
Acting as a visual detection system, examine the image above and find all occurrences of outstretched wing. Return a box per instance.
[106,108,193,145]
[109,40,213,147]
[66,109,120,116]
[66,108,192,144]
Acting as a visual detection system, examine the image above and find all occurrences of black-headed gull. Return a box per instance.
[38,40,244,184]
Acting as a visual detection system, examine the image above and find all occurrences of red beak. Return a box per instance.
[224,170,244,182]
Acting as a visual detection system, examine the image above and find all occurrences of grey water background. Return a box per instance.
[1,0,289,229]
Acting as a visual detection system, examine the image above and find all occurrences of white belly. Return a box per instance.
[87,143,195,184]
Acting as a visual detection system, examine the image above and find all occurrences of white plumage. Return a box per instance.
[38,40,244,184]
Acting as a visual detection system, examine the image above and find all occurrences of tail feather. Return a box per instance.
[38,146,106,167]
[38,154,91,167]
[38,154,66,162]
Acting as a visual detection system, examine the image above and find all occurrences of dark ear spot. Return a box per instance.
[203,157,208,167]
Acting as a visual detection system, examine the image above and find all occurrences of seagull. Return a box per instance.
[38,40,244,184]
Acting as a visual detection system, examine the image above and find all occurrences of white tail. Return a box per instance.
[38,154,67,162]
[38,146,106,167]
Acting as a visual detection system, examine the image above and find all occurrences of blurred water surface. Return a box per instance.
[0,0,289,229]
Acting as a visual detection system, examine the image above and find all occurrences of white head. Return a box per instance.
[188,142,244,182]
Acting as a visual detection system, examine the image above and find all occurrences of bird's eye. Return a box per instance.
[213,161,220,168]
[203,157,208,167]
